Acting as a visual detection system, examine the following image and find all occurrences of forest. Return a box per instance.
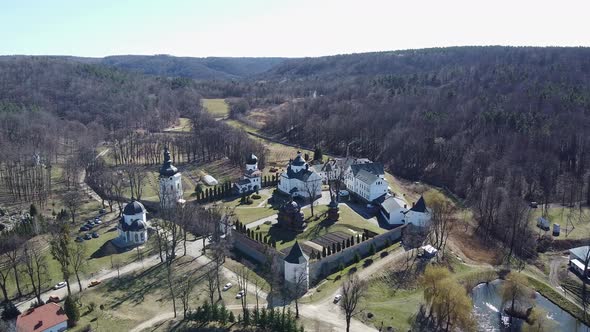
[204,46,590,258]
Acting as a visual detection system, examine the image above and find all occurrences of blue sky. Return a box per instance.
[1,0,589,57]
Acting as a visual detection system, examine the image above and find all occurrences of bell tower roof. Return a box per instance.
[159,147,178,177]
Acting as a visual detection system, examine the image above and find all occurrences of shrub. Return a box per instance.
[354,252,361,263]
[252,194,261,199]
[363,259,373,268]
[1,301,21,320]
[64,296,80,325]
[380,251,389,258]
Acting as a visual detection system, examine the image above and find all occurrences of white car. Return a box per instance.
[222,283,232,291]
[95,220,102,224]
[333,294,342,303]
[53,281,67,290]
[235,290,245,299]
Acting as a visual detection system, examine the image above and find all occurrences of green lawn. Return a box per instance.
[530,206,590,239]
[360,282,422,331]
[203,98,229,119]
[251,203,386,251]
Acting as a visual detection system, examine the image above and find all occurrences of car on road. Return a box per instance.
[86,223,94,229]
[333,294,342,304]
[53,281,67,290]
[95,219,102,224]
[84,233,92,240]
[235,290,245,299]
[222,283,232,291]
[79,225,89,232]
[92,232,100,238]
[75,236,84,242]
[88,280,101,287]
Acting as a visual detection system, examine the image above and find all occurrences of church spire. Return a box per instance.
[159,146,178,177]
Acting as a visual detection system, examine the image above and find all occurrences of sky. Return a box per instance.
[1,0,590,58]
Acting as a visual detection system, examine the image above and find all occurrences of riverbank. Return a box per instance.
[527,276,590,326]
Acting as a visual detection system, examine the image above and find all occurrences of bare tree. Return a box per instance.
[22,242,48,304]
[49,221,73,296]
[304,178,322,216]
[205,266,218,305]
[0,256,11,301]
[126,165,144,200]
[237,266,250,319]
[290,266,308,319]
[63,190,83,224]
[428,194,457,259]
[165,261,177,318]
[340,275,367,332]
[2,234,25,297]
[180,270,196,318]
[70,242,87,292]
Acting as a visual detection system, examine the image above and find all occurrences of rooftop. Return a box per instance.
[17,303,68,332]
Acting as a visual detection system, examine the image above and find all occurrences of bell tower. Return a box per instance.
[159,147,184,208]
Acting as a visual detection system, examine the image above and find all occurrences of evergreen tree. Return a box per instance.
[1,301,21,320]
[29,204,37,217]
[322,246,327,257]
[64,296,80,325]
[370,243,377,255]
[229,311,236,323]
[313,146,323,161]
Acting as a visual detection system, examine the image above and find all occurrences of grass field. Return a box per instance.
[71,256,240,332]
[203,98,230,119]
[530,205,590,239]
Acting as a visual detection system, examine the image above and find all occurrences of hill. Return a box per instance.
[98,54,286,80]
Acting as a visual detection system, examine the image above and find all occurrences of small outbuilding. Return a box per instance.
[569,246,590,278]
[202,174,219,186]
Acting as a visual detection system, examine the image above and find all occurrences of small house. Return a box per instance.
[569,246,590,278]
[536,217,550,231]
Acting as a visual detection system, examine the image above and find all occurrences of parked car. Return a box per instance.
[92,232,99,238]
[333,294,342,303]
[47,295,60,303]
[95,219,102,224]
[222,283,233,291]
[88,220,96,225]
[79,225,89,232]
[86,223,94,229]
[75,236,84,242]
[53,281,67,290]
[99,208,106,214]
[84,233,92,240]
[88,280,101,287]
[235,290,245,299]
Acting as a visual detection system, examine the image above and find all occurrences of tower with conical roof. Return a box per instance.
[284,241,309,291]
[159,147,184,209]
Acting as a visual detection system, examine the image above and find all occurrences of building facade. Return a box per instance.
[284,241,309,292]
[344,162,388,202]
[380,195,431,227]
[233,154,262,194]
[277,151,322,199]
[117,200,148,246]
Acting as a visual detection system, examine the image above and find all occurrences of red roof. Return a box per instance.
[16,303,68,332]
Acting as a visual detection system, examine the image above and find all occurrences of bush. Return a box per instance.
[64,296,80,325]
[1,301,21,320]
[380,251,389,258]
[252,194,261,199]
[363,259,373,268]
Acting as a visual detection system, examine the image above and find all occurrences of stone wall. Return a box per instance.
[232,231,285,270]
[308,225,405,284]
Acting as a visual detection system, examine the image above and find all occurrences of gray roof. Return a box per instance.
[350,163,384,177]
[285,241,308,264]
[411,196,427,213]
[123,200,146,215]
[292,152,306,166]
[119,218,147,232]
[355,169,379,184]
[237,178,252,185]
[570,246,590,262]
[246,154,258,165]
[286,166,316,181]
[381,196,405,214]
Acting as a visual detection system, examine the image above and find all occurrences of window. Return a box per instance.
[135,233,139,242]
[141,233,145,241]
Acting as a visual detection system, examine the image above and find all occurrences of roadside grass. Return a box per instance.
[71,256,237,332]
[203,99,229,119]
[222,256,271,292]
[360,282,422,332]
[530,206,590,240]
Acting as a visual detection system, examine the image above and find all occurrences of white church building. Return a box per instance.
[159,147,184,209]
[233,154,262,194]
[278,151,322,199]
[117,200,148,245]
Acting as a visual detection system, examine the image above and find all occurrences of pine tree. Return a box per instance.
[313,146,323,161]
[322,247,327,257]
[229,311,236,323]
[64,296,80,325]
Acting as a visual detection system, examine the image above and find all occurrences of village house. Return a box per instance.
[16,303,68,332]
[277,151,322,199]
[380,195,431,227]
[233,154,262,194]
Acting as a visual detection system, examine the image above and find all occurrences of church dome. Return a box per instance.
[292,151,306,166]
[159,147,178,177]
[246,154,258,165]
[123,200,146,215]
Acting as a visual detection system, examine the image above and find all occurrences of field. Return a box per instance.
[202,98,230,119]
[70,256,241,332]
[251,202,386,251]
[530,205,590,239]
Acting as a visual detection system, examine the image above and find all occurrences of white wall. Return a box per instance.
[42,321,68,332]
[284,261,309,291]
[405,210,431,227]
[160,173,183,208]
